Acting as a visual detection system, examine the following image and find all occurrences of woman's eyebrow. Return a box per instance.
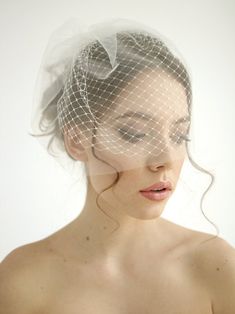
[115,111,190,124]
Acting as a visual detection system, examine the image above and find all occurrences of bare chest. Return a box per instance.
[37,257,213,314]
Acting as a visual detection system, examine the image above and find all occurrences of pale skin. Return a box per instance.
[61,69,190,267]
[1,70,235,314]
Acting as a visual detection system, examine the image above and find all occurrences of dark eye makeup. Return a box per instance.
[117,127,191,145]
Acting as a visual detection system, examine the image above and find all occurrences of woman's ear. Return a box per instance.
[63,128,88,162]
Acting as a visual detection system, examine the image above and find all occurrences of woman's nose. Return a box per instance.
[147,148,174,172]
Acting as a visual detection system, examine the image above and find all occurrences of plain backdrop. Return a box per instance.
[0,0,235,261]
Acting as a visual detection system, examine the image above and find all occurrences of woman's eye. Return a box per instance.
[117,128,191,145]
[118,128,146,143]
[173,134,191,145]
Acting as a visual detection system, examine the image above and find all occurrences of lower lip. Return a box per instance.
[139,189,172,201]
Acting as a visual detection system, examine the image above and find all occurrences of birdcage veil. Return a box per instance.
[29,17,193,180]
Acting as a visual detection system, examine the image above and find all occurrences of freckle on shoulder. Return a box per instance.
[188,231,235,275]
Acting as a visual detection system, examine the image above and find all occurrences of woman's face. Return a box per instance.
[67,70,190,219]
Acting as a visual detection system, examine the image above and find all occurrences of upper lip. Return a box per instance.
[140,181,172,192]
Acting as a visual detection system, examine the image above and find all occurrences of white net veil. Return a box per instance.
[30,18,193,179]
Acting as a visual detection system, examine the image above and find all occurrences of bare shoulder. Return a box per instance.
[188,230,235,273]
[181,227,235,272]
[187,231,235,314]
[0,240,60,314]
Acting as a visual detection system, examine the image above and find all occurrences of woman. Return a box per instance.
[1,18,235,314]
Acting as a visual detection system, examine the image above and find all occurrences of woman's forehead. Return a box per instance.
[109,70,188,123]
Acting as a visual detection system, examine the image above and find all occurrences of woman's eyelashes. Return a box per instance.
[117,127,191,145]
[117,127,146,143]
[172,134,191,144]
